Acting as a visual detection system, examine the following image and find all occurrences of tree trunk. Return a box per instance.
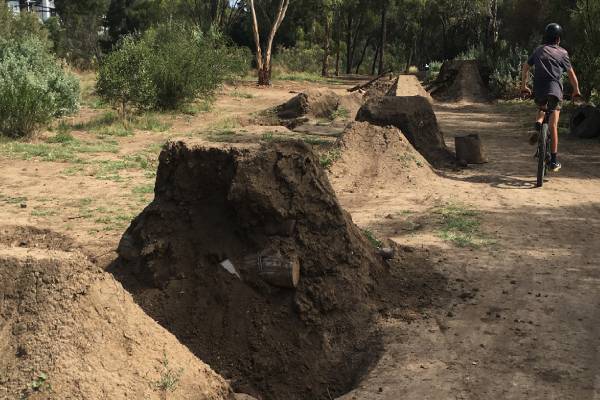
[455,134,488,164]
[405,46,413,74]
[248,0,290,86]
[322,11,331,77]
[488,0,499,47]
[355,38,371,74]
[335,10,341,76]
[371,43,380,75]
[378,3,387,74]
[405,36,416,73]
[348,14,364,74]
[345,12,353,74]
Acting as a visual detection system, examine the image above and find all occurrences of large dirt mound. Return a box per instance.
[0,226,232,400]
[330,122,435,193]
[111,140,395,400]
[356,96,454,167]
[429,60,490,102]
[390,75,433,101]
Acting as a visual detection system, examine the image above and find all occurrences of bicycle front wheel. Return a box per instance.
[536,124,548,187]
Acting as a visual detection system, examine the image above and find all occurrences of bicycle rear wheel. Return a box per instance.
[536,124,548,187]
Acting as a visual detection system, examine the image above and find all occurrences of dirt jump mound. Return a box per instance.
[429,60,490,102]
[356,96,454,167]
[330,122,435,193]
[264,89,363,128]
[390,75,433,101]
[0,226,232,400]
[112,140,393,400]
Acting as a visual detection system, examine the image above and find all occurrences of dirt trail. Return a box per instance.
[337,102,600,399]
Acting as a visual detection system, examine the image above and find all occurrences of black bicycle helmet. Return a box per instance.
[544,23,563,44]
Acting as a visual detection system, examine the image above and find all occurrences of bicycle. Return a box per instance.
[522,93,584,188]
[535,107,553,187]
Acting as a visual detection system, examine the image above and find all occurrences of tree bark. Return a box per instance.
[335,10,341,76]
[345,12,353,74]
[371,43,380,75]
[249,0,290,86]
[378,2,387,75]
[349,14,365,73]
[322,10,331,77]
[355,38,371,74]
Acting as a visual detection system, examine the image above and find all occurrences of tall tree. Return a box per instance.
[52,0,110,68]
[248,0,291,85]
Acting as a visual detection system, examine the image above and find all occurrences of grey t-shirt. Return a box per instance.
[527,44,572,100]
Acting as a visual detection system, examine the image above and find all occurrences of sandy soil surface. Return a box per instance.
[338,101,600,400]
[1,74,599,399]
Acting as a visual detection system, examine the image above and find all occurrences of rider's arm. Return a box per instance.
[567,68,582,98]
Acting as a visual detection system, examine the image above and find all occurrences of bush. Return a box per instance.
[96,36,156,116]
[273,44,324,75]
[0,6,50,46]
[97,24,250,112]
[0,37,80,137]
[144,24,248,109]
[455,42,528,99]
[425,61,443,83]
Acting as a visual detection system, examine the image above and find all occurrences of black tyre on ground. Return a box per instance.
[537,124,548,187]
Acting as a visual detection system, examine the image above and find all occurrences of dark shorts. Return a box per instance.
[535,95,562,111]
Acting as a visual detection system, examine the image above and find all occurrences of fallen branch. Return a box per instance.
[348,69,393,92]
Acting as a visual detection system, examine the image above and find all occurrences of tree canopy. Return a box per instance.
[31,0,600,96]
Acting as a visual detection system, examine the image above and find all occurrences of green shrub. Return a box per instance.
[143,24,249,109]
[425,61,442,83]
[96,36,156,117]
[455,41,528,99]
[97,24,249,112]
[0,6,50,46]
[0,37,80,137]
[273,44,324,74]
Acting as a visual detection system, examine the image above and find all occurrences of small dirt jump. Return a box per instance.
[330,121,435,193]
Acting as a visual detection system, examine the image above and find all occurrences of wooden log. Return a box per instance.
[242,251,300,289]
[347,70,392,92]
[455,134,487,164]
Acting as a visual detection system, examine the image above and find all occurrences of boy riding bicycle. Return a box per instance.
[520,23,582,172]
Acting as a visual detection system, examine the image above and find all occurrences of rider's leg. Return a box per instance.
[550,110,560,153]
[530,109,546,145]
[549,109,561,171]
[536,110,545,125]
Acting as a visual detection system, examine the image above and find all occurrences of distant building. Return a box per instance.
[6,0,56,21]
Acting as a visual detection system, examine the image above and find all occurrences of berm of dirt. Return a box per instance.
[0,226,232,400]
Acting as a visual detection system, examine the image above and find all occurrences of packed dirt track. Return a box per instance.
[338,101,600,400]
[1,74,599,400]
